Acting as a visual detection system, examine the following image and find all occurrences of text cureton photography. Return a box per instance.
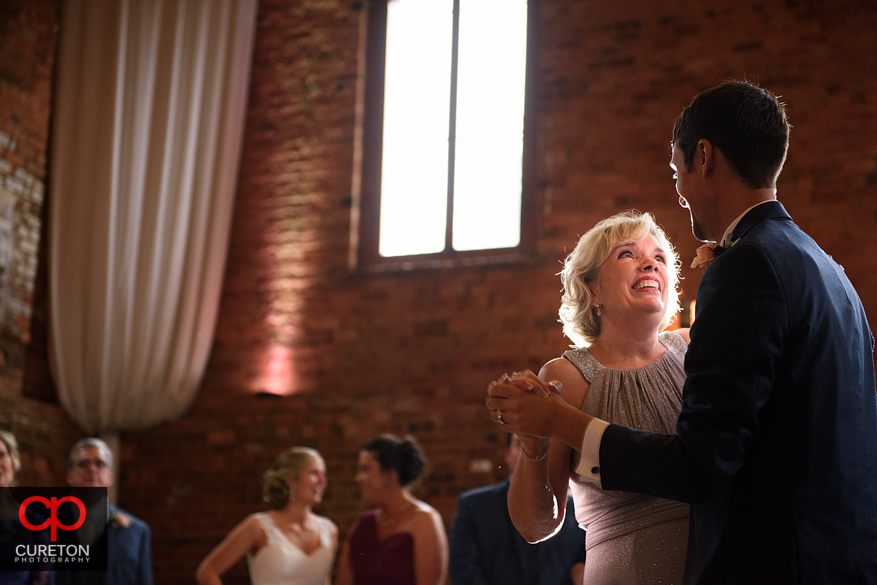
[15,543,91,563]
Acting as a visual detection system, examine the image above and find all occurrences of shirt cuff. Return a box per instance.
[574,418,610,483]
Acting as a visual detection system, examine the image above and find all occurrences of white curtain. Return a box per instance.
[48,0,258,433]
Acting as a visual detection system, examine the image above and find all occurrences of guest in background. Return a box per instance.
[196,446,337,585]
[55,438,152,585]
[0,429,53,584]
[449,433,584,585]
[335,434,448,585]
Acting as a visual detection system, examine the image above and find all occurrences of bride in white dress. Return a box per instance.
[196,447,338,585]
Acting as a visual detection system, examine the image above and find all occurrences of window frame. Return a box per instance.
[351,0,540,272]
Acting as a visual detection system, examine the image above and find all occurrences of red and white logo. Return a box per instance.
[19,496,86,542]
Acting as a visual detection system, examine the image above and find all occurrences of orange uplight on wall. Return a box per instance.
[257,344,295,396]
[690,300,697,325]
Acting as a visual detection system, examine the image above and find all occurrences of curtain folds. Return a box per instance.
[48,0,257,433]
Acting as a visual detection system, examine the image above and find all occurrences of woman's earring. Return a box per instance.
[594,304,602,317]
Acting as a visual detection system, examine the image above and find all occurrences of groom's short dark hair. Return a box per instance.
[672,80,790,190]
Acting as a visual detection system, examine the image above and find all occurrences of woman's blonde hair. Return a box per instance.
[0,430,21,483]
[559,211,681,347]
[262,446,322,509]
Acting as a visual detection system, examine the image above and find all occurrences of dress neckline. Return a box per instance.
[367,510,414,545]
[255,512,326,558]
[564,331,686,382]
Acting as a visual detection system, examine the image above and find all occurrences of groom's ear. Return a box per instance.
[697,139,715,176]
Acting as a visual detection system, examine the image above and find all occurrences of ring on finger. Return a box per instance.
[497,410,505,424]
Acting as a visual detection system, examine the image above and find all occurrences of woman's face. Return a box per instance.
[286,456,328,505]
[590,234,670,324]
[355,450,394,505]
[0,441,15,488]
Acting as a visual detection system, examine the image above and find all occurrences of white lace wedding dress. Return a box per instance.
[247,513,334,585]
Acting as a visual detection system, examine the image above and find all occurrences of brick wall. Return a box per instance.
[0,0,81,487]
[3,0,877,583]
[126,1,877,582]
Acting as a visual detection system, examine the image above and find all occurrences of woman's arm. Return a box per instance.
[412,506,449,585]
[195,515,264,585]
[322,519,339,585]
[507,358,590,543]
[334,516,361,585]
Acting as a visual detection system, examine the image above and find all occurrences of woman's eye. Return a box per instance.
[656,255,666,263]
[618,250,632,258]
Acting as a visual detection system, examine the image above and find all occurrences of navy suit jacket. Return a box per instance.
[449,478,585,585]
[55,505,152,585]
[600,201,877,584]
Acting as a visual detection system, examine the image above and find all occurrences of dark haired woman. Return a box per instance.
[196,447,337,585]
[335,435,448,585]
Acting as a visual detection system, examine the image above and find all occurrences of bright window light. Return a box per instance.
[378,0,528,258]
[453,0,527,251]
[379,0,453,257]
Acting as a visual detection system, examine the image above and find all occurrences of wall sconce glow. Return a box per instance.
[259,344,295,396]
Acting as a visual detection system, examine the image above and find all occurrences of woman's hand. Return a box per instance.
[486,371,565,439]
[488,370,559,399]
[487,368,594,453]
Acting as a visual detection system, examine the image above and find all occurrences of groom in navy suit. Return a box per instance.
[488,81,877,584]
[55,438,153,585]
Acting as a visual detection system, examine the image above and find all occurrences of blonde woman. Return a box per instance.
[488,211,691,585]
[0,430,53,584]
[196,447,337,585]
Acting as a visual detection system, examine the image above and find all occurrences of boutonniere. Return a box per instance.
[111,510,131,528]
[690,239,739,269]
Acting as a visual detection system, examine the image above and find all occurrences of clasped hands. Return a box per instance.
[486,370,565,440]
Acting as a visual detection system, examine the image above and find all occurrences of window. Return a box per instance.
[353,0,539,270]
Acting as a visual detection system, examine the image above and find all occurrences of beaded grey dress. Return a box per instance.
[564,330,689,585]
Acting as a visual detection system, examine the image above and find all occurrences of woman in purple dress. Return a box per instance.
[335,435,447,585]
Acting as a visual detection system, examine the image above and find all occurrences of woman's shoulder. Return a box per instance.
[660,329,689,355]
[313,513,338,533]
[540,356,591,410]
[541,355,582,378]
[409,500,446,541]
[559,345,603,384]
[411,500,443,527]
[411,499,438,516]
[242,511,270,527]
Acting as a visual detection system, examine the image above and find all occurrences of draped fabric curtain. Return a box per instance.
[48,0,257,434]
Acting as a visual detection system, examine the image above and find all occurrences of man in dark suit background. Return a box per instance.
[449,434,584,585]
[488,81,877,584]
[56,438,153,585]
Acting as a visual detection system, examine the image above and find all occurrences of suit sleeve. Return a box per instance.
[600,243,786,503]
[563,497,586,565]
[448,495,490,585]
[138,523,153,585]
